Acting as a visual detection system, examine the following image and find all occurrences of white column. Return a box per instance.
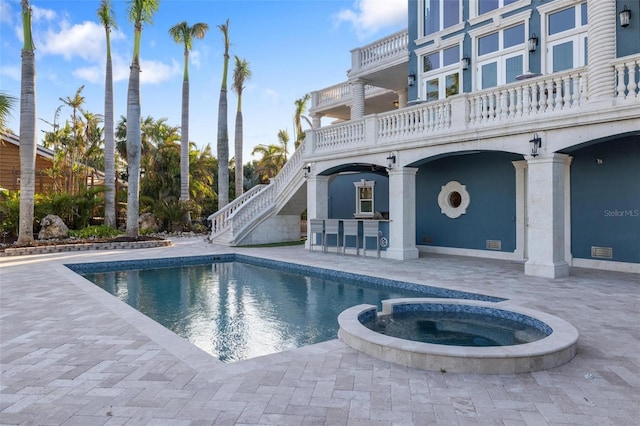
[350,79,366,120]
[524,153,570,278]
[397,89,408,108]
[512,160,527,261]
[386,167,419,260]
[587,0,616,101]
[563,156,574,266]
[311,113,322,128]
[305,175,329,249]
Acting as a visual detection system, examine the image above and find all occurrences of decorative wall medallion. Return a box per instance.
[438,180,470,218]
[380,237,388,248]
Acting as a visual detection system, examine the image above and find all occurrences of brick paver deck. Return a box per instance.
[1,237,638,425]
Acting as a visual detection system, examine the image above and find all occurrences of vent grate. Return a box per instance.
[486,240,502,250]
[591,246,613,259]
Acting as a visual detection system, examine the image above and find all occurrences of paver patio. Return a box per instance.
[1,237,638,425]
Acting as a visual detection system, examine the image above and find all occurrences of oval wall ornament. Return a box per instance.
[438,180,470,219]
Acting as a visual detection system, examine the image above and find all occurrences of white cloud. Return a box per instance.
[73,66,102,84]
[190,50,201,69]
[31,4,57,23]
[335,0,407,39]
[140,58,181,84]
[0,64,20,81]
[38,20,124,62]
[0,0,13,25]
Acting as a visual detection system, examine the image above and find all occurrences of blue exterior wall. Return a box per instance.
[415,152,521,251]
[617,0,640,57]
[328,172,389,219]
[570,136,640,263]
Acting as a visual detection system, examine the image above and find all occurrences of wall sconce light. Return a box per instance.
[303,164,311,177]
[386,152,396,169]
[529,133,542,157]
[393,100,399,107]
[408,72,416,87]
[620,5,631,28]
[528,34,538,52]
[461,55,470,71]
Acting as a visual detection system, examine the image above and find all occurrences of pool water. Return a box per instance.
[83,260,454,362]
[362,310,549,347]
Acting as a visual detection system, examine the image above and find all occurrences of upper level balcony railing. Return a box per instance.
[306,58,640,156]
[312,83,389,112]
[350,30,409,75]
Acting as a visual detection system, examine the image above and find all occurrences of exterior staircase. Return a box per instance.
[207,140,307,246]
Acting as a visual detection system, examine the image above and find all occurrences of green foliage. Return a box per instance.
[69,225,122,239]
[0,189,20,236]
[153,196,192,232]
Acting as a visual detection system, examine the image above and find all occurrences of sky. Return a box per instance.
[0,0,407,161]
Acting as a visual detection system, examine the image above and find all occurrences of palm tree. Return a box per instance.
[59,85,85,193]
[0,91,17,132]
[251,130,289,183]
[125,0,159,237]
[232,56,251,197]
[98,0,118,228]
[216,19,231,208]
[17,0,36,244]
[169,21,208,222]
[293,93,312,149]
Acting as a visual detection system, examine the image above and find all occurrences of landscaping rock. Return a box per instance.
[38,215,69,240]
[138,213,160,232]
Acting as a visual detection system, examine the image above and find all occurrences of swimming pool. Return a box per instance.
[67,254,502,362]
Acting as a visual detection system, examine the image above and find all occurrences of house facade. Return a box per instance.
[209,0,639,277]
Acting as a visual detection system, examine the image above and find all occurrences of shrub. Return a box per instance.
[69,225,122,239]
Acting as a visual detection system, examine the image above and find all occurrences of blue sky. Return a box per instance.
[0,0,406,161]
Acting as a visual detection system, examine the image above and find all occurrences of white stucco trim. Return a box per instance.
[417,245,522,261]
[437,180,470,218]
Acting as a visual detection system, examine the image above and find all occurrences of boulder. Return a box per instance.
[38,215,69,240]
[138,213,160,233]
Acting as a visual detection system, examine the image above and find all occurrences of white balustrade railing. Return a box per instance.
[312,120,366,152]
[378,100,452,140]
[313,83,389,111]
[468,68,587,125]
[352,30,408,73]
[613,55,640,99]
[216,139,307,244]
[208,183,266,235]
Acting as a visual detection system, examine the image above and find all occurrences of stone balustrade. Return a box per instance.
[350,30,409,74]
[613,54,640,99]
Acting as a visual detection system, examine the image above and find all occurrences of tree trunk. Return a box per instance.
[234,108,243,197]
[104,31,116,228]
[180,66,191,223]
[217,87,229,208]
[125,61,141,237]
[17,49,36,244]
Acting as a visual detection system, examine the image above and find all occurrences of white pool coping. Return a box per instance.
[337,298,580,374]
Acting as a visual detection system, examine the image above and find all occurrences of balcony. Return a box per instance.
[310,30,410,122]
[305,55,640,159]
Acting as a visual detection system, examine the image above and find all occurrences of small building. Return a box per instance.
[0,131,56,193]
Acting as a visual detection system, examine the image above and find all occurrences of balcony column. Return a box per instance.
[524,153,570,278]
[587,0,616,101]
[386,167,419,260]
[305,174,329,249]
[397,89,408,108]
[350,79,366,120]
[311,113,322,128]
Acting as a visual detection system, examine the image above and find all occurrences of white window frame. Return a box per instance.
[415,35,465,102]
[417,0,464,44]
[478,50,525,89]
[469,0,531,25]
[354,179,375,219]
[540,2,588,74]
[468,10,531,92]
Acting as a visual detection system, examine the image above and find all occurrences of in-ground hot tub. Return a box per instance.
[338,298,579,374]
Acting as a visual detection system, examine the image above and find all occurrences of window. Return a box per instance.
[354,179,375,218]
[476,24,526,89]
[477,0,520,16]
[423,0,461,36]
[421,45,461,102]
[545,3,588,73]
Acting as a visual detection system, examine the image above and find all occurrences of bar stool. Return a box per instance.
[308,219,324,252]
[323,219,340,254]
[362,220,380,257]
[342,219,359,256]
